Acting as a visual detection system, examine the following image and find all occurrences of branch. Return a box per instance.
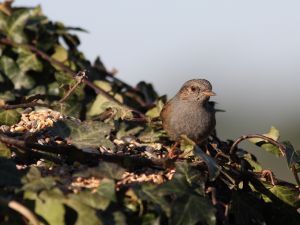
[0,101,49,110]
[0,197,40,225]
[58,71,86,104]
[0,132,171,169]
[0,38,147,121]
[229,134,286,156]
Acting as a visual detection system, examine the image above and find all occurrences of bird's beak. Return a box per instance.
[202,91,216,96]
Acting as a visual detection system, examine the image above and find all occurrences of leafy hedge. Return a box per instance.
[0,1,300,225]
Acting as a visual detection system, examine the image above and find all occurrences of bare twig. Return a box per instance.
[291,165,300,187]
[0,197,40,225]
[58,71,86,104]
[0,102,49,110]
[229,134,286,156]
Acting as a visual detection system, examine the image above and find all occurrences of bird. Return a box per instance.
[160,79,216,155]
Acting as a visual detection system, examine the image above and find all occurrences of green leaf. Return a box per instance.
[248,126,282,156]
[0,11,8,32]
[65,197,102,225]
[241,152,262,172]
[0,109,21,125]
[0,56,35,90]
[0,141,11,158]
[88,94,132,120]
[170,194,216,225]
[283,141,300,169]
[7,7,41,43]
[51,45,68,62]
[74,162,125,180]
[268,184,300,207]
[145,99,164,119]
[34,189,66,225]
[51,119,115,150]
[116,122,144,139]
[87,80,132,120]
[194,145,220,181]
[16,48,43,72]
[158,162,206,196]
[138,127,164,143]
[22,167,57,192]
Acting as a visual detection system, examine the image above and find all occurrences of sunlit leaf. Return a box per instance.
[146,99,164,119]
[16,48,43,72]
[0,56,35,89]
[52,44,68,62]
[248,126,282,156]
[0,109,21,125]
[0,141,11,158]
[35,189,66,225]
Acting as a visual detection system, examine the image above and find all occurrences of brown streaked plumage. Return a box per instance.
[160,79,216,144]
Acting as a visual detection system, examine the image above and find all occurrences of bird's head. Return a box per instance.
[178,79,216,103]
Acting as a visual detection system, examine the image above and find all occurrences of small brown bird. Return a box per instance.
[160,79,216,147]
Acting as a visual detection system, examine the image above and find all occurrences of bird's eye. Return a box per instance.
[190,86,196,92]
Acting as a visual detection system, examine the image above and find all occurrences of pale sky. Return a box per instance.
[16,0,300,181]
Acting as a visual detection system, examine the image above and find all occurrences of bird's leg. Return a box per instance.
[167,142,179,158]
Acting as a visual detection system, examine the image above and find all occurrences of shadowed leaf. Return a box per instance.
[170,194,216,225]
[194,145,220,181]
[51,119,115,150]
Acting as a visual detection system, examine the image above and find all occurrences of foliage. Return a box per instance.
[0,2,300,225]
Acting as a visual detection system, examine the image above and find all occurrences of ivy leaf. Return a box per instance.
[68,179,115,211]
[0,109,21,125]
[0,11,8,31]
[138,127,164,143]
[145,99,164,119]
[194,145,220,181]
[170,194,216,225]
[74,162,125,180]
[87,81,132,120]
[52,45,68,62]
[22,167,57,192]
[248,126,282,157]
[267,184,300,207]
[65,197,103,225]
[51,119,115,150]
[34,189,66,225]
[16,48,43,72]
[7,7,41,43]
[0,56,35,90]
[283,141,300,170]
[0,141,11,158]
